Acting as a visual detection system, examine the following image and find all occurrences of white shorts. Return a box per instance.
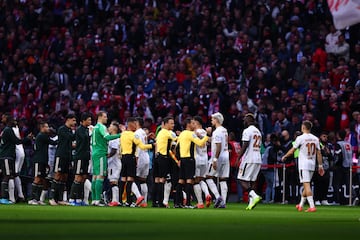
[15,145,25,173]
[136,158,150,179]
[108,160,122,182]
[299,169,314,183]
[195,164,207,178]
[206,160,230,179]
[237,162,261,182]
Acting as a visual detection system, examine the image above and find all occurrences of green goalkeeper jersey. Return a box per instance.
[91,122,120,157]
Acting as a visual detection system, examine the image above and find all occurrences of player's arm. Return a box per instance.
[8,129,23,144]
[100,125,120,141]
[42,134,58,145]
[281,147,296,162]
[235,141,249,167]
[133,137,153,150]
[191,134,208,147]
[316,148,324,176]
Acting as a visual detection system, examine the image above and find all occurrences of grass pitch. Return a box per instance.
[0,203,359,240]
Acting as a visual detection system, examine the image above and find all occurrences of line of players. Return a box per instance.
[0,110,265,209]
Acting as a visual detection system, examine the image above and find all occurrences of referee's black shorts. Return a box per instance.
[179,157,195,180]
[121,154,136,178]
[153,154,170,178]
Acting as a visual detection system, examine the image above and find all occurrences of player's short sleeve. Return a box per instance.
[134,132,140,140]
[213,131,222,144]
[293,136,301,149]
[196,129,207,139]
[109,139,119,150]
[241,128,250,142]
[169,130,177,139]
[315,138,321,150]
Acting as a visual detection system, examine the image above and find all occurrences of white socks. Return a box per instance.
[200,180,210,196]
[206,179,220,199]
[249,190,259,199]
[84,179,91,203]
[131,182,141,198]
[140,183,148,202]
[14,176,24,198]
[111,185,119,202]
[8,179,15,202]
[220,181,228,202]
[307,196,315,208]
[299,196,307,207]
[163,182,172,205]
[193,184,203,204]
[40,190,48,202]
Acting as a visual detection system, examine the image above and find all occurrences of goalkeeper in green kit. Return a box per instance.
[91,111,121,206]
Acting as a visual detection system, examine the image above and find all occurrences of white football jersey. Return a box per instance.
[211,126,229,163]
[195,128,208,165]
[241,125,262,164]
[108,138,120,166]
[293,133,320,170]
[134,128,150,162]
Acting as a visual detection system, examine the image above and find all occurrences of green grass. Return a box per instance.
[0,204,359,239]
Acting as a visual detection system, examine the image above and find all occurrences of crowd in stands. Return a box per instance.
[0,0,359,204]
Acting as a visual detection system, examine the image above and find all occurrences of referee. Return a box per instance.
[153,117,177,207]
[175,117,208,208]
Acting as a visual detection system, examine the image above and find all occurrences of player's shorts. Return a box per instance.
[136,157,150,179]
[153,154,170,178]
[207,159,230,179]
[237,162,261,182]
[92,155,107,176]
[121,154,136,178]
[108,159,121,182]
[195,163,208,178]
[33,162,47,178]
[298,169,314,183]
[73,158,90,175]
[0,157,15,176]
[54,156,71,174]
[15,145,25,174]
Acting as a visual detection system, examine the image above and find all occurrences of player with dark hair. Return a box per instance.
[69,112,92,206]
[107,121,122,206]
[153,116,177,207]
[49,113,77,206]
[119,117,154,207]
[28,122,58,205]
[282,120,324,212]
[175,117,208,208]
[193,116,212,208]
[236,113,263,210]
[0,113,31,204]
[134,117,153,207]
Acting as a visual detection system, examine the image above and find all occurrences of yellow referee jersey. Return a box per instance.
[156,129,177,155]
[120,130,152,155]
[177,130,208,158]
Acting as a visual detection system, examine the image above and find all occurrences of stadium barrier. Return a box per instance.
[262,162,360,206]
[261,163,295,204]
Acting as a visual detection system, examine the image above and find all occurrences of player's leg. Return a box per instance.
[194,164,204,208]
[29,163,43,204]
[206,161,221,207]
[218,161,230,208]
[49,157,63,205]
[14,146,25,200]
[0,158,16,204]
